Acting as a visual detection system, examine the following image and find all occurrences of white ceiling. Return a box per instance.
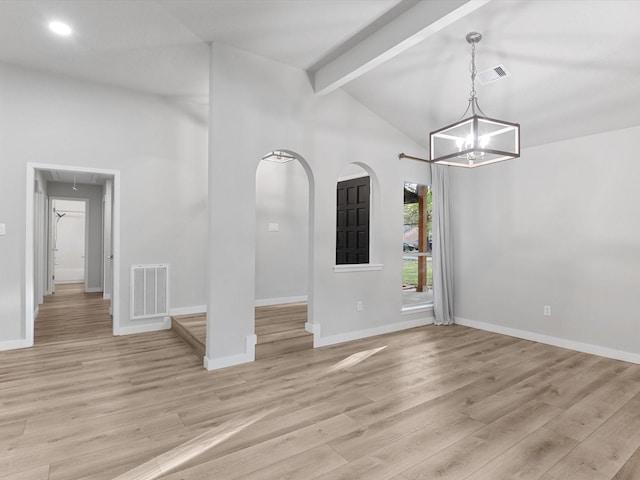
[2,0,640,151]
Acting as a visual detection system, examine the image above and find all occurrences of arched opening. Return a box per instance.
[254,149,314,359]
[335,162,381,267]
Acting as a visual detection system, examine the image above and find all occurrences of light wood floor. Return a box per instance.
[2,285,640,479]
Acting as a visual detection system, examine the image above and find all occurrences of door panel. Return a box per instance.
[336,176,370,265]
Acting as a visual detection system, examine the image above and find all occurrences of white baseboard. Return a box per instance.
[84,287,103,293]
[204,334,257,371]
[402,304,434,315]
[255,296,308,307]
[169,305,207,316]
[55,276,84,284]
[314,316,434,348]
[0,338,32,352]
[34,307,39,319]
[117,317,171,336]
[305,322,321,336]
[455,317,640,365]
[103,293,111,300]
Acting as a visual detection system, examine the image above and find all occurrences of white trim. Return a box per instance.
[112,171,121,335]
[314,317,433,348]
[25,166,35,346]
[0,339,32,352]
[337,172,369,182]
[84,287,103,293]
[255,296,308,307]
[333,263,383,273]
[117,316,171,336]
[26,163,121,344]
[402,304,434,315]
[204,334,257,371]
[34,307,39,319]
[102,178,113,304]
[305,322,321,336]
[169,305,207,316]
[455,317,640,365]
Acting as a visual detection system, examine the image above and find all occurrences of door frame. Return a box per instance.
[25,163,122,345]
[50,197,89,291]
[102,179,113,302]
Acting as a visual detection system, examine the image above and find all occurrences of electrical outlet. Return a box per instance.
[544,305,551,316]
[356,301,363,311]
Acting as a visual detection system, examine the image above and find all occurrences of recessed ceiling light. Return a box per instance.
[49,21,73,37]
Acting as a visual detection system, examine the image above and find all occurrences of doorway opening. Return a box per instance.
[51,198,87,290]
[254,149,314,359]
[169,150,316,362]
[26,163,121,346]
[402,182,433,310]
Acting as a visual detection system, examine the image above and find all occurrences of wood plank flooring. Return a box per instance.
[1,285,640,479]
[254,302,313,359]
[172,302,313,360]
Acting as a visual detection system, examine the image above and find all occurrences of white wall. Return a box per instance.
[255,158,309,303]
[450,125,640,360]
[206,43,432,367]
[0,61,207,346]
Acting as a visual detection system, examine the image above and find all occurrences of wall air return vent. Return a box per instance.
[130,264,169,320]
[477,64,511,85]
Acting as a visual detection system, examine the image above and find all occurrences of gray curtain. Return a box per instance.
[431,164,455,325]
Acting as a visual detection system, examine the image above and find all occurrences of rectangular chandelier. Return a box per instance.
[430,114,520,168]
[262,150,295,163]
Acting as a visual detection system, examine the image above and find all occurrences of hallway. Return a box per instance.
[35,283,112,345]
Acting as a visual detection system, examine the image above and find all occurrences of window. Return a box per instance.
[403,182,433,309]
[336,175,370,265]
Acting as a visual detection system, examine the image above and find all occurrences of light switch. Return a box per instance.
[0,223,5,236]
[268,223,279,232]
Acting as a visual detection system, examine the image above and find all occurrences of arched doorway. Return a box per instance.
[254,149,314,358]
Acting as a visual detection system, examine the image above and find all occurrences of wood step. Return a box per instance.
[254,302,307,321]
[254,302,312,359]
[256,327,312,344]
[255,333,314,360]
[171,313,206,359]
[171,303,313,362]
[255,318,306,336]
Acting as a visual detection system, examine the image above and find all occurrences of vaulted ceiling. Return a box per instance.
[2,0,639,151]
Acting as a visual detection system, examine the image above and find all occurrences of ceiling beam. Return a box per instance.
[310,0,492,95]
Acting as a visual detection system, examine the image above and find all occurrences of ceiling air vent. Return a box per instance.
[477,64,510,85]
